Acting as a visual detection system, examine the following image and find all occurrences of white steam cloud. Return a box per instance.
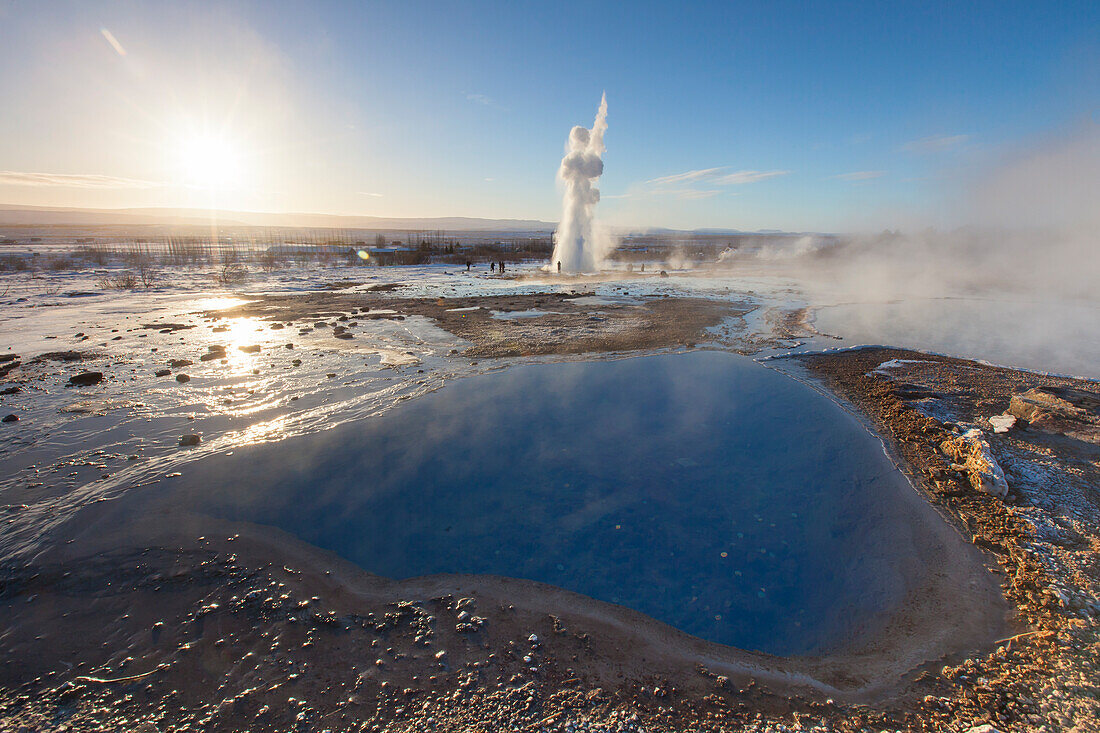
[551,93,612,273]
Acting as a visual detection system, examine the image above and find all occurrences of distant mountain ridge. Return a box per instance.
[0,204,557,231]
[0,204,799,236]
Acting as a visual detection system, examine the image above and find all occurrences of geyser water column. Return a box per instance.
[551,93,609,273]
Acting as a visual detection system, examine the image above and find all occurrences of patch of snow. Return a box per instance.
[871,358,930,377]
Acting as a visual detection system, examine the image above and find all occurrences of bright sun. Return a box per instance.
[176,134,243,189]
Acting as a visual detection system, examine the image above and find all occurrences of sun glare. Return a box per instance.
[176,134,243,189]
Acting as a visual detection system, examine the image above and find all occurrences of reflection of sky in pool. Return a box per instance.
[174,351,930,655]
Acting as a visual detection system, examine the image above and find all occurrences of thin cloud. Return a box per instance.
[713,169,789,185]
[645,167,726,186]
[833,170,885,181]
[100,27,127,56]
[645,167,789,187]
[465,93,507,111]
[357,191,384,197]
[901,134,969,153]
[0,171,160,188]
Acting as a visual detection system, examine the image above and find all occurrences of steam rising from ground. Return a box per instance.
[721,123,1100,302]
[551,94,612,273]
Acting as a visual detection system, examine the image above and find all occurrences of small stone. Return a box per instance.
[175,374,191,383]
[2,414,17,423]
[68,371,104,386]
[179,434,202,447]
[155,369,171,377]
[239,345,261,354]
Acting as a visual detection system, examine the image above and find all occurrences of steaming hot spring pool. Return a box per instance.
[139,351,987,656]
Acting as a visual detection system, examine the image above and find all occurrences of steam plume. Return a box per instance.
[551,93,610,273]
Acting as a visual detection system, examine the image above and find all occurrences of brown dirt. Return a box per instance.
[207,290,751,358]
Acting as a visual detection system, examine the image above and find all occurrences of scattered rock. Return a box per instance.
[940,428,1009,498]
[1008,386,1100,444]
[178,434,202,447]
[175,374,191,383]
[239,345,261,354]
[68,371,104,386]
[36,350,87,363]
[2,414,17,423]
[169,359,193,368]
[200,345,227,362]
[0,386,20,395]
[142,323,194,332]
[155,369,171,377]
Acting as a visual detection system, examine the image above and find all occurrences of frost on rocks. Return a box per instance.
[940,427,1009,498]
[870,358,929,377]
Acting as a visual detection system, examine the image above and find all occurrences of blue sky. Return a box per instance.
[0,0,1096,230]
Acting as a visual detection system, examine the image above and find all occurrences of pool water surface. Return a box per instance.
[163,351,947,655]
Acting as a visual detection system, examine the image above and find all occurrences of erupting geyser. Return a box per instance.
[551,93,609,273]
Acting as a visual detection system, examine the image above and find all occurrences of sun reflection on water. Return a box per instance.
[230,415,292,447]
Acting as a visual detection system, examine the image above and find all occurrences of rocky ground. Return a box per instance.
[788,347,1100,733]
[206,287,752,358]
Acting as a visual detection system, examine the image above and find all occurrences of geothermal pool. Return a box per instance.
[144,351,968,656]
